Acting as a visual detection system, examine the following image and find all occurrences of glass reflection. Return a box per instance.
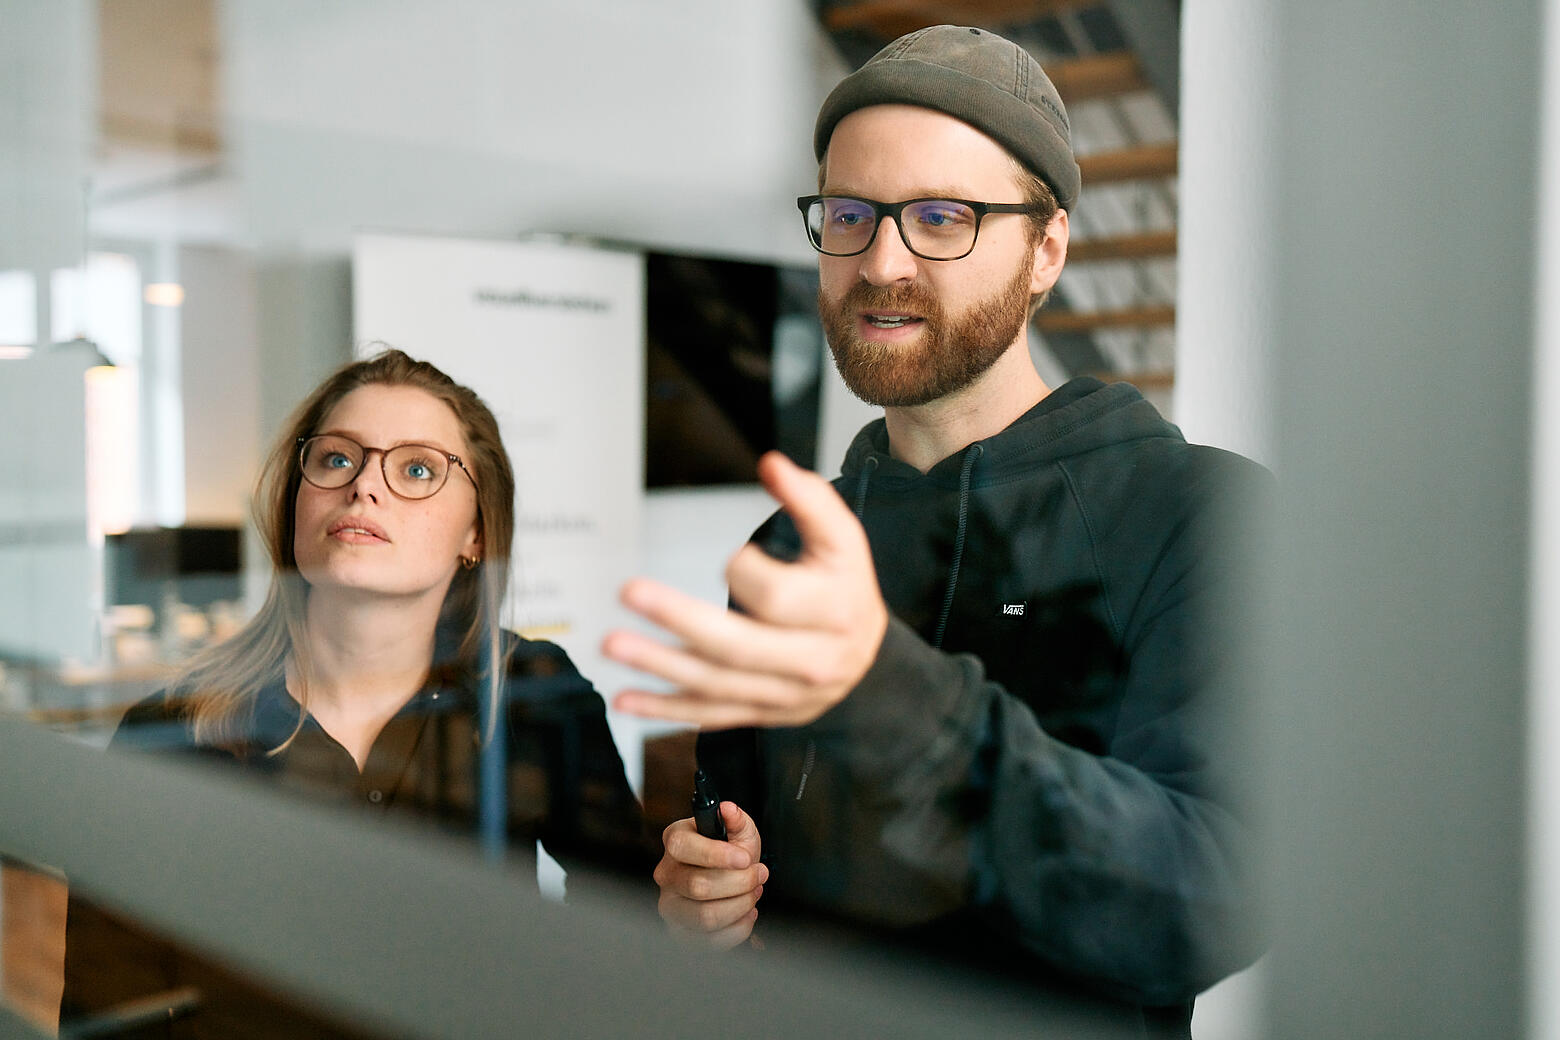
[2,5,1221,1040]
[47,350,650,1037]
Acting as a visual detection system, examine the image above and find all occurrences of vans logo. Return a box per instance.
[1001,603,1026,616]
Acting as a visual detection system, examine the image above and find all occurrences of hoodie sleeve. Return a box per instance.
[781,455,1267,1008]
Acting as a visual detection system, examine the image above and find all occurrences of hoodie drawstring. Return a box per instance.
[932,443,983,649]
[851,454,880,518]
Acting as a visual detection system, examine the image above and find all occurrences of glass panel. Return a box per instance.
[1,4,1221,1039]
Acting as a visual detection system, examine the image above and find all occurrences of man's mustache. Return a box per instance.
[838,280,940,315]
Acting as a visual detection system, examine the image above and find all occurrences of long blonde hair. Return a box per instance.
[175,348,516,748]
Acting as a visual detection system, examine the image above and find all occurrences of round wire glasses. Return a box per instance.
[296,434,477,500]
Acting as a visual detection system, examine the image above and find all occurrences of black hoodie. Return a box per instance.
[699,378,1269,1035]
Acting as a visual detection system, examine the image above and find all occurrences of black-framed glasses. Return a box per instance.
[797,194,1043,261]
[297,435,477,500]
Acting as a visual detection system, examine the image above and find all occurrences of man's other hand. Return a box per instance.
[654,802,765,949]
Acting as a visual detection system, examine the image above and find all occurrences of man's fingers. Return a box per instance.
[725,541,863,628]
[719,801,762,861]
[605,625,859,712]
[702,910,760,951]
[613,579,794,668]
[608,585,869,694]
[603,629,792,703]
[661,893,760,949]
[755,451,870,564]
[604,454,886,730]
[656,861,767,903]
[615,578,730,638]
[660,817,751,870]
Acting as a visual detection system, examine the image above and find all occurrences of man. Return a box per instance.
[604,24,1265,1037]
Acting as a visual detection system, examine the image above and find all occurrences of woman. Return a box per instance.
[61,348,649,1037]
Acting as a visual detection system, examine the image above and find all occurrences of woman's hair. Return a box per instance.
[176,347,517,748]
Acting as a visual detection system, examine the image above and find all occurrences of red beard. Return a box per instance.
[819,256,1033,407]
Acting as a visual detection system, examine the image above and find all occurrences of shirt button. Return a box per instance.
[368,789,383,804]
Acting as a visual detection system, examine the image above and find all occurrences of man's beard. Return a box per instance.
[819,256,1033,408]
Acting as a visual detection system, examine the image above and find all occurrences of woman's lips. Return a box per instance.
[327,517,390,543]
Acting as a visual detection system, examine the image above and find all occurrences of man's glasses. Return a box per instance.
[797,195,1044,262]
[297,435,477,501]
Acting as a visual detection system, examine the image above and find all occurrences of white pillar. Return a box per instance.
[1173,1,1276,465]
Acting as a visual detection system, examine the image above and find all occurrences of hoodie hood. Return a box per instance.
[839,378,1185,486]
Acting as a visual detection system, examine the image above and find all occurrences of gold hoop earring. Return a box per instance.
[461,555,479,571]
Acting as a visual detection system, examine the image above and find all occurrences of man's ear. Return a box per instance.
[1029,208,1069,296]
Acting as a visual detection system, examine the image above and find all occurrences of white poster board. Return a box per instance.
[351,233,644,774]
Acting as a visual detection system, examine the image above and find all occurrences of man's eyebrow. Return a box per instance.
[821,186,975,201]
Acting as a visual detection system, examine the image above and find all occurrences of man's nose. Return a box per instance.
[857,218,919,285]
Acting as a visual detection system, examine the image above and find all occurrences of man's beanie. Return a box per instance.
[814,25,1081,212]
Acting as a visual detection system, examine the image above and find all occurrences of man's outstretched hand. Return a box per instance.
[605,451,889,729]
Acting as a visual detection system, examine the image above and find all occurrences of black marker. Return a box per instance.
[691,769,727,840]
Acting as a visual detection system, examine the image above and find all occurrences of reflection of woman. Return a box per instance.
[61,349,648,1037]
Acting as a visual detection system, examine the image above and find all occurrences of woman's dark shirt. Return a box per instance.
[59,631,651,1039]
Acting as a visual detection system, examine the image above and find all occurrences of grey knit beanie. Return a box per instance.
[814,25,1081,211]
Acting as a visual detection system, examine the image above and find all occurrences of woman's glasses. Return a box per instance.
[297,435,477,500]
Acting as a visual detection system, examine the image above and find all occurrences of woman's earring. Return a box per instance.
[461,555,479,570]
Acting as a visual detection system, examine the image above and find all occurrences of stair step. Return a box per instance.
[1044,51,1149,103]
[1077,142,1178,186]
[1034,304,1176,334]
[1067,230,1177,263]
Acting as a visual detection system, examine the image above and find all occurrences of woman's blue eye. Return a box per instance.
[325,453,353,469]
[406,462,433,481]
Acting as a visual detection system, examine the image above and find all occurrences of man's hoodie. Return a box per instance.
[699,377,1270,1028]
